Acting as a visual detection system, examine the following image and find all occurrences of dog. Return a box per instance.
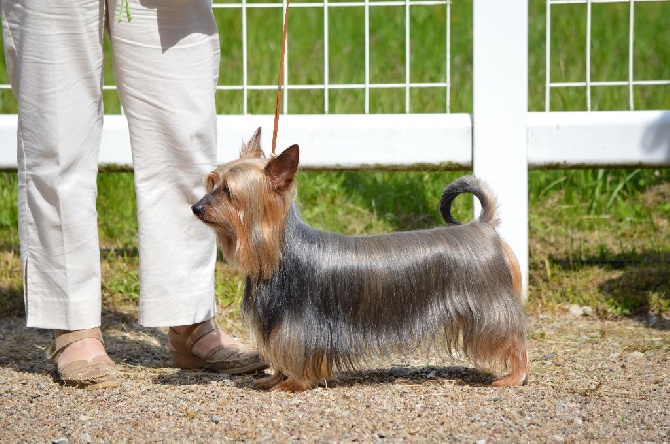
[192,128,529,392]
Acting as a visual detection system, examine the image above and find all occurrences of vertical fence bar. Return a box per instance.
[472,0,529,301]
[586,0,592,110]
[545,0,551,111]
[365,0,370,114]
[628,0,635,110]
[324,0,330,114]
[446,0,451,113]
[242,0,248,114]
[405,0,411,113]
[283,0,289,114]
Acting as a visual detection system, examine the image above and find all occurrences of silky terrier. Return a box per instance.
[192,128,529,392]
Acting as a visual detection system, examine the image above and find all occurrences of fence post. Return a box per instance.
[472,0,529,302]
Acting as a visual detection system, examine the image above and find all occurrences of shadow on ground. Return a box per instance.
[325,364,494,388]
[0,308,171,379]
[148,364,494,390]
[550,251,669,330]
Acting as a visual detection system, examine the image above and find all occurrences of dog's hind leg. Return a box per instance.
[492,341,529,387]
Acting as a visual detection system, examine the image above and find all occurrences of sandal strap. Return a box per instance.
[46,328,105,362]
[168,318,219,354]
[205,343,245,362]
[186,318,219,351]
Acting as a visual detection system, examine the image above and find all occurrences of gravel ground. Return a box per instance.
[0,311,668,443]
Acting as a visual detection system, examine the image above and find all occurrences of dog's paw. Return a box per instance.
[254,372,287,390]
[492,373,528,387]
[270,378,313,392]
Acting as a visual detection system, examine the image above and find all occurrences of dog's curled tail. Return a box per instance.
[439,175,500,226]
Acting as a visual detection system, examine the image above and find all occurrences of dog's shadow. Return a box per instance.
[0,310,495,389]
[178,364,494,391]
[151,364,493,389]
[330,364,494,388]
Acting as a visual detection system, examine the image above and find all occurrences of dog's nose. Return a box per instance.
[191,204,204,216]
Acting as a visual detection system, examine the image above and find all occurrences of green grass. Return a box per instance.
[0,3,668,320]
[1,167,667,319]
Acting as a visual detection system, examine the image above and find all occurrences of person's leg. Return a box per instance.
[107,0,220,327]
[2,0,118,387]
[108,0,265,372]
[2,0,105,330]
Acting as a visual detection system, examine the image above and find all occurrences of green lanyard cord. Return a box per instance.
[119,0,132,22]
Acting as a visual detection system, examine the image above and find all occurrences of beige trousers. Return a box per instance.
[1,0,220,328]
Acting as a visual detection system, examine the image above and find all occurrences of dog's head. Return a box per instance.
[192,128,299,279]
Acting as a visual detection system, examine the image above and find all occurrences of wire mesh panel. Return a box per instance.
[1,1,669,170]
[545,0,670,111]
[212,0,453,115]
[0,0,454,116]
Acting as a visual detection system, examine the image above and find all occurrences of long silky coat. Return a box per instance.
[192,129,529,391]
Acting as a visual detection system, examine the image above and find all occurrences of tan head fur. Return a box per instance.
[192,128,299,279]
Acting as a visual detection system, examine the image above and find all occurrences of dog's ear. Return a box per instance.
[264,144,299,192]
[240,127,265,159]
[205,172,219,193]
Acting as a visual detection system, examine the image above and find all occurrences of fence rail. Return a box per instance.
[3,111,668,170]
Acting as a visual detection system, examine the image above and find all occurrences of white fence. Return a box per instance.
[1,0,669,301]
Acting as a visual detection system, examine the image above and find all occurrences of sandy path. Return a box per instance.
[0,313,668,443]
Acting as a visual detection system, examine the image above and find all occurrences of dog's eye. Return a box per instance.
[219,184,232,199]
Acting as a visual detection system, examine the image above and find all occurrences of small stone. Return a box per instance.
[52,439,69,444]
[211,415,221,424]
[568,304,584,317]
[648,315,658,327]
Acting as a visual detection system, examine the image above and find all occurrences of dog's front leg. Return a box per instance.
[254,371,288,390]
[271,377,316,392]
[255,371,315,392]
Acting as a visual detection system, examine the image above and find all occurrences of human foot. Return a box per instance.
[168,318,268,374]
[47,328,120,389]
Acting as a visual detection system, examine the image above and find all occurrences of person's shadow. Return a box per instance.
[551,251,669,331]
[596,253,670,331]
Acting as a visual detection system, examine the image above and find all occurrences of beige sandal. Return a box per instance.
[168,318,268,375]
[46,328,120,390]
